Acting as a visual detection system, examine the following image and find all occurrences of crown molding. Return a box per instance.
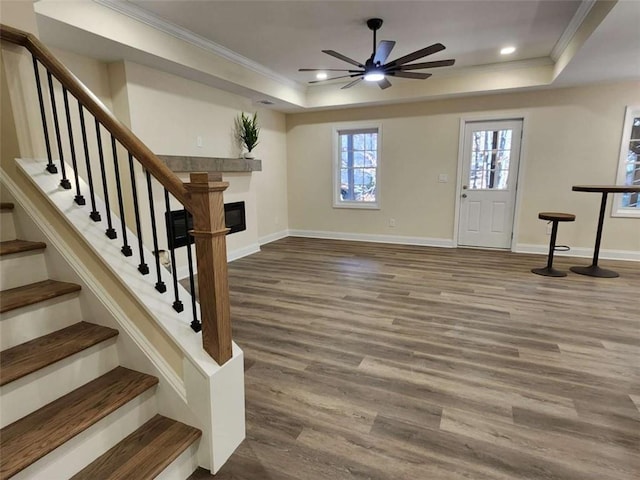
[94,0,304,91]
[436,57,554,78]
[550,0,597,61]
[307,57,554,91]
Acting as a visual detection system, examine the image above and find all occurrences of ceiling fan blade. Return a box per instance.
[396,59,456,71]
[341,78,364,89]
[299,68,359,72]
[385,43,446,67]
[373,40,396,65]
[322,50,364,68]
[309,74,361,84]
[378,77,392,89]
[390,71,432,80]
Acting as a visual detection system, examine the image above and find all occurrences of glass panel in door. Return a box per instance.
[468,129,513,190]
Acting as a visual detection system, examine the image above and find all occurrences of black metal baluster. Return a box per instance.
[46,72,71,189]
[31,56,56,174]
[128,153,149,275]
[164,188,183,313]
[183,208,200,332]
[145,171,166,293]
[77,103,100,221]
[110,135,132,256]
[62,87,85,205]
[95,121,117,239]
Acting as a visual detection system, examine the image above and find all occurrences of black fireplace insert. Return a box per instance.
[166,201,246,249]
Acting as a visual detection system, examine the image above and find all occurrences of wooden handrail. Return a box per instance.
[2,23,234,366]
[0,23,190,207]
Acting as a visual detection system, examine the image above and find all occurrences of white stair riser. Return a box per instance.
[155,441,200,480]
[0,251,48,290]
[0,211,16,241]
[12,388,158,480]
[0,339,119,428]
[0,294,82,349]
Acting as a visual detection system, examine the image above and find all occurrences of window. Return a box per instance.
[333,125,380,209]
[468,129,513,190]
[613,106,640,217]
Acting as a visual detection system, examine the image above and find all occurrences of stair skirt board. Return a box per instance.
[0,295,83,350]
[0,211,16,242]
[6,160,246,472]
[0,250,48,291]
[0,340,119,428]
[9,388,157,480]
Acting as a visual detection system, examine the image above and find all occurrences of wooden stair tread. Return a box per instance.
[0,203,14,211]
[0,321,118,386]
[71,414,201,479]
[0,367,158,479]
[0,279,81,313]
[0,239,47,256]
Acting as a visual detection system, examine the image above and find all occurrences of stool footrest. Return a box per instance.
[554,245,570,252]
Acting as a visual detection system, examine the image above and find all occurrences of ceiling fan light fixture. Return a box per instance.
[300,17,455,90]
[500,46,516,55]
[364,71,385,82]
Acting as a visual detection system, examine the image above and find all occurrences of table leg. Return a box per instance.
[570,192,619,278]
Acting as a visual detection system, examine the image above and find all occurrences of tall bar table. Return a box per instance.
[570,185,640,278]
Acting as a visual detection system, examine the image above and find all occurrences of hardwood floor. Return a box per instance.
[194,237,640,479]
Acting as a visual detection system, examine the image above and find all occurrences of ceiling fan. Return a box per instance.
[299,18,455,90]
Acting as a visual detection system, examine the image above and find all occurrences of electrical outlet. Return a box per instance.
[389,218,396,227]
[196,136,203,147]
[438,174,448,183]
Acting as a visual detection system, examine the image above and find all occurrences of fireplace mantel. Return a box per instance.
[158,155,262,173]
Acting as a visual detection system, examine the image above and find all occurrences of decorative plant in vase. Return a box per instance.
[236,112,260,159]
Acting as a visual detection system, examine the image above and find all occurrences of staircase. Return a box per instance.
[0,202,202,479]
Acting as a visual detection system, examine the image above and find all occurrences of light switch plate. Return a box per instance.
[438,174,448,183]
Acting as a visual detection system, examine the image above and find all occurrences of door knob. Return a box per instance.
[462,193,467,198]
[462,185,468,190]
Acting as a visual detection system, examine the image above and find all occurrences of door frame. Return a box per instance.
[453,112,529,251]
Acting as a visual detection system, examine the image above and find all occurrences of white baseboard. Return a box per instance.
[515,243,640,262]
[175,242,261,279]
[259,229,289,246]
[288,229,455,248]
[228,243,260,262]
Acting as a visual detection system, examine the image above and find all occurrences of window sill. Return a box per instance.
[611,209,640,218]
[333,202,380,210]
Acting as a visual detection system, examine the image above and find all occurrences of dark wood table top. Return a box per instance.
[572,185,640,193]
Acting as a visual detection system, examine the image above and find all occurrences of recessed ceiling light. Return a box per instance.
[316,72,328,80]
[500,46,516,55]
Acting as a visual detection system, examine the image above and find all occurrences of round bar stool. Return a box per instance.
[532,212,576,277]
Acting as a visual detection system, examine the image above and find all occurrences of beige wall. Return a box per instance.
[0,6,184,376]
[0,1,38,177]
[286,81,640,254]
[120,61,289,245]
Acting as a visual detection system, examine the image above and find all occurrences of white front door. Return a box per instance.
[458,119,523,249]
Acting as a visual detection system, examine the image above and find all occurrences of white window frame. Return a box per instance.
[332,123,382,209]
[612,105,640,218]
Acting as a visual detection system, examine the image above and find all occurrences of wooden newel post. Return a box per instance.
[185,172,232,365]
